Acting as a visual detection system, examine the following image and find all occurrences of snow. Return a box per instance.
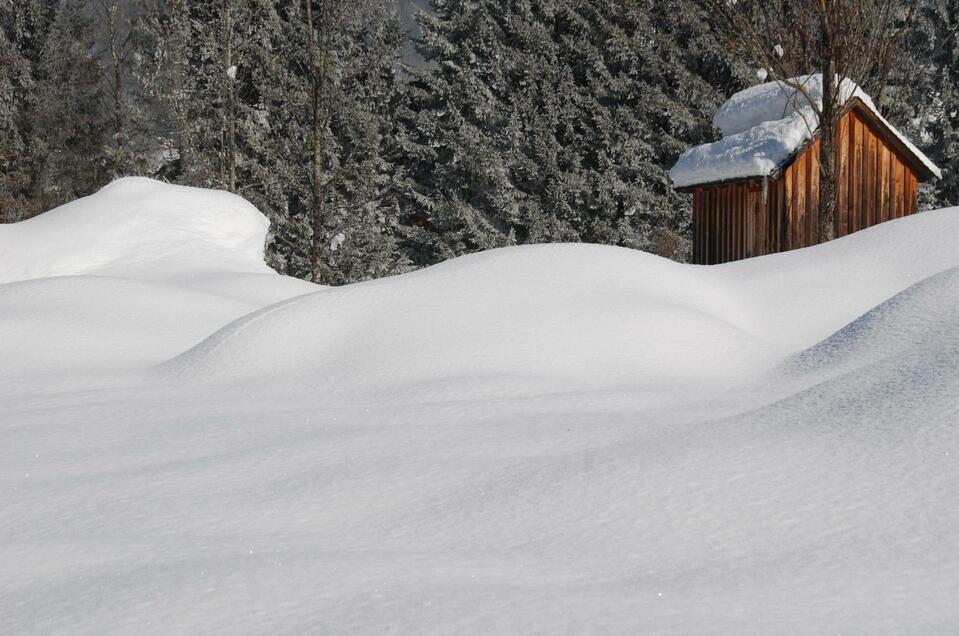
[2,179,959,633]
[670,74,941,188]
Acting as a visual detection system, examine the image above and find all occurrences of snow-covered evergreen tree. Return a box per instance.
[0,0,55,221]
[0,11,29,221]
[398,0,741,265]
[924,0,959,206]
[34,0,109,208]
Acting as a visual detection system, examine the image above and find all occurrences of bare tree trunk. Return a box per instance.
[222,0,236,193]
[171,0,192,180]
[306,0,326,283]
[818,58,837,242]
[106,0,125,177]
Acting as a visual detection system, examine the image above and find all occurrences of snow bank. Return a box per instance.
[165,245,781,394]
[167,207,959,396]
[0,178,316,381]
[3,183,959,633]
[670,74,940,188]
[0,178,274,283]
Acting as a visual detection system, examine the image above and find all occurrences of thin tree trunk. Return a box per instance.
[171,0,192,179]
[818,48,837,242]
[222,0,236,192]
[306,0,326,283]
[108,0,125,176]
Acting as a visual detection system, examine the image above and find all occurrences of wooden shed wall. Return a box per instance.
[692,107,921,265]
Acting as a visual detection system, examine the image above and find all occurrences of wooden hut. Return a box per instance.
[670,75,940,265]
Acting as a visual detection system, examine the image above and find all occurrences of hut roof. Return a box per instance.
[669,74,941,189]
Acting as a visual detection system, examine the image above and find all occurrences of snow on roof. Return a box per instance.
[670,74,941,188]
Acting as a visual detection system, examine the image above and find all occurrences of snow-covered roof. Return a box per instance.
[670,74,941,189]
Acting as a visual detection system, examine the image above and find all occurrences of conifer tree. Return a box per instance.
[0,0,55,221]
[35,0,109,208]
[398,0,740,264]
[925,0,959,205]
[0,11,29,221]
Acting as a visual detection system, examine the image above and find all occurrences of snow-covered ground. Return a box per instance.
[2,179,958,634]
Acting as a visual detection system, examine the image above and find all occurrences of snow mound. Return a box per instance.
[4,183,959,633]
[785,265,959,378]
[0,179,317,385]
[0,178,273,283]
[670,74,940,188]
[166,208,959,396]
[165,245,781,394]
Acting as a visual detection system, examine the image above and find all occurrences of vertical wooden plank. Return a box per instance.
[740,186,747,259]
[702,189,708,262]
[750,185,761,257]
[784,170,793,251]
[876,139,889,223]
[880,144,896,221]
[700,189,708,264]
[795,153,806,249]
[700,190,705,264]
[772,180,778,254]
[859,121,871,230]
[735,184,741,261]
[886,155,896,222]
[720,186,727,264]
[895,160,905,219]
[775,180,783,253]
[865,127,877,229]
[729,183,739,261]
[876,145,889,223]
[808,140,819,245]
[704,190,711,264]
[705,190,712,264]
[701,190,707,265]
[906,170,919,214]
[851,115,863,234]
[693,190,700,264]
[737,184,743,261]
[731,184,737,261]
[729,184,739,262]
[714,189,719,263]
[719,186,726,263]
[744,184,750,258]
[836,114,849,237]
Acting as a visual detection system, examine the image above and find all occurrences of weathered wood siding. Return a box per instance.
[692,106,922,265]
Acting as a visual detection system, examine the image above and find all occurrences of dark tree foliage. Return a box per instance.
[396,0,742,266]
[2,0,943,283]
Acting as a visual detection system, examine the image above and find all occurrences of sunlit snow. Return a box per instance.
[2,179,958,633]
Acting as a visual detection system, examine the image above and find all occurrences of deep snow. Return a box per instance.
[2,179,958,634]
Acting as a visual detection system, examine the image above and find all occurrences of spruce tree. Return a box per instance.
[398,0,741,265]
[0,0,55,221]
[34,0,109,209]
[924,0,959,206]
[0,11,29,221]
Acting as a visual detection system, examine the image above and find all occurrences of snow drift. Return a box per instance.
[2,180,958,634]
[0,178,273,283]
[0,179,316,380]
[166,207,959,397]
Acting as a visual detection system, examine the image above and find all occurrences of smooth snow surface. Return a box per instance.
[670,74,941,187]
[2,180,959,634]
